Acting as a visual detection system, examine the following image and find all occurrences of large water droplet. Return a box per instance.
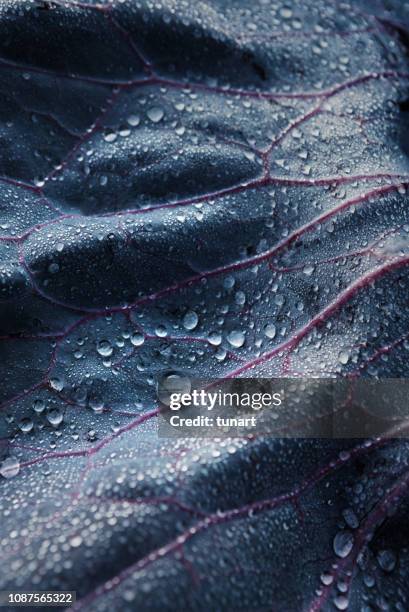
[182,310,199,331]
[208,332,222,346]
[333,530,354,558]
[303,264,315,276]
[89,397,104,414]
[157,372,191,406]
[320,572,333,586]
[49,377,64,392]
[96,340,113,357]
[130,332,145,347]
[227,330,245,348]
[338,350,350,365]
[264,323,276,339]
[342,508,359,529]
[377,549,396,572]
[19,418,34,434]
[33,399,45,414]
[127,114,140,127]
[155,325,167,338]
[147,107,164,123]
[0,457,20,479]
[47,408,63,427]
[333,595,349,611]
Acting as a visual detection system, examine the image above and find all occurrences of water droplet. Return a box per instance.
[208,332,222,346]
[96,340,113,357]
[215,347,227,361]
[227,330,245,348]
[122,587,138,604]
[0,457,20,479]
[147,107,164,123]
[264,323,276,339]
[155,325,167,338]
[280,7,292,18]
[33,399,45,414]
[338,350,350,365]
[157,372,191,406]
[223,276,235,290]
[339,450,350,461]
[70,535,82,548]
[131,332,145,347]
[303,264,315,276]
[127,114,140,127]
[48,262,59,274]
[333,595,349,610]
[89,397,104,414]
[103,130,117,143]
[235,291,246,305]
[47,408,63,427]
[333,530,354,558]
[320,572,333,586]
[19,418,34,434]
[377,549,396,572]
[342,508,359,529]
[49,377,64,392]
[182,310,199,331]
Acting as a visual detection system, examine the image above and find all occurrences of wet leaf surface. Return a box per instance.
[1,0,409,610]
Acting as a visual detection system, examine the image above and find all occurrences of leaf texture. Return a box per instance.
[1,0,409,610]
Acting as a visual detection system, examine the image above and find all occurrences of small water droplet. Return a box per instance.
[89,397,104,414]
[48,262,59,274]
[280,7,292,19]
[70,535,82,548]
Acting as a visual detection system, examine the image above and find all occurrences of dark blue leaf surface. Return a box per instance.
[1,1,409,610]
